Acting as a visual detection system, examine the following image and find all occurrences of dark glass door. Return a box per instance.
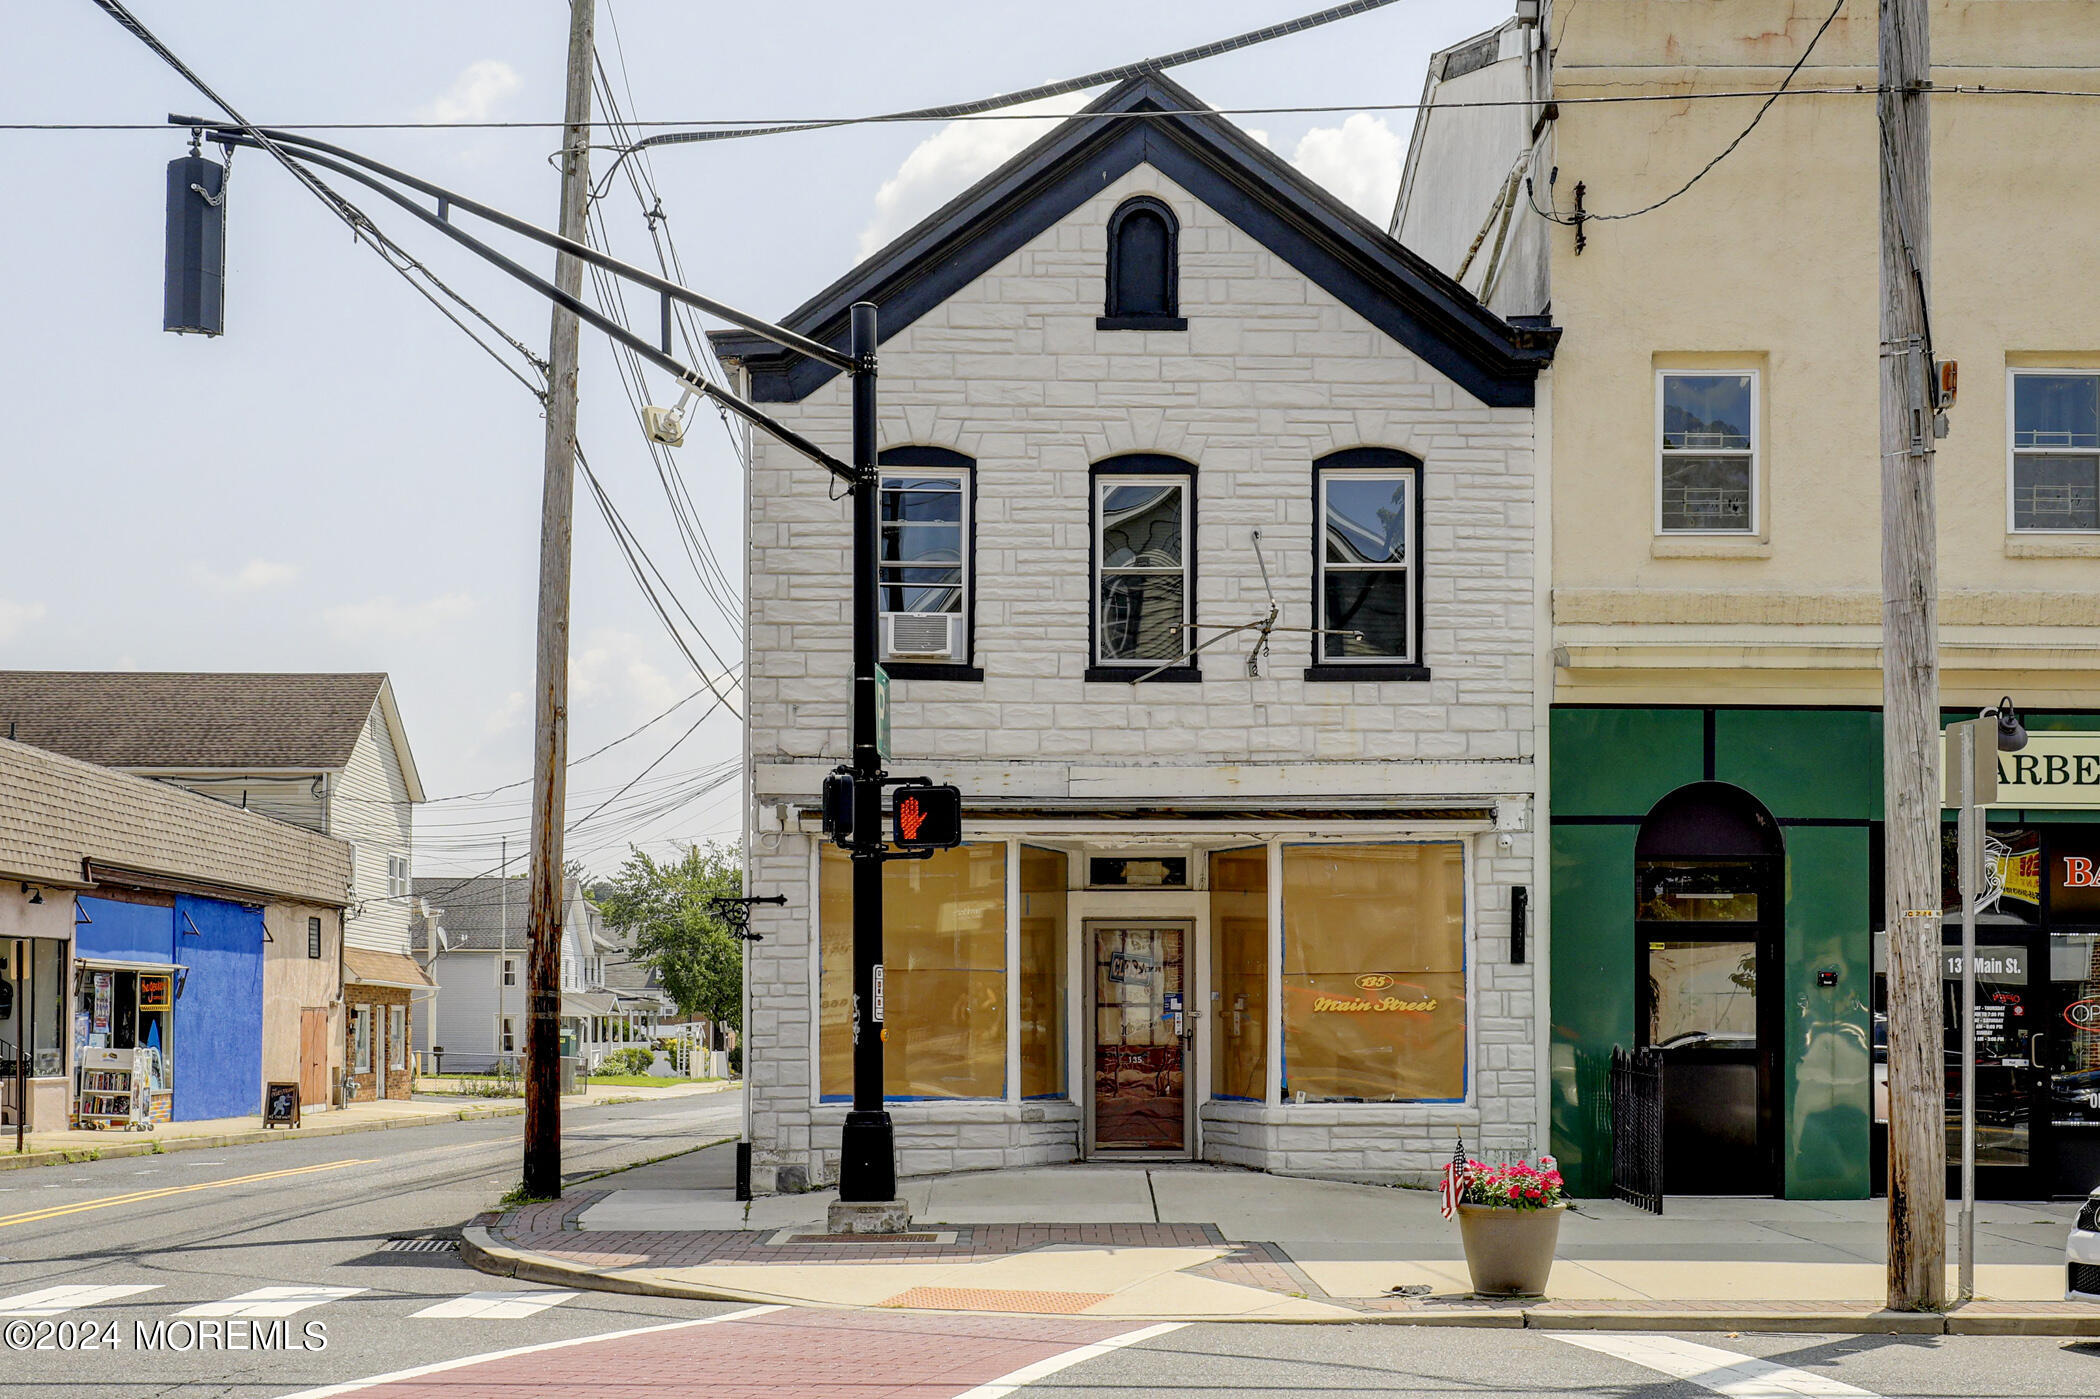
[1636,859,1781,1195]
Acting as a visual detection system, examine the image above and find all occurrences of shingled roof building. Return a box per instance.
[0,736,351,1130]
[0,671,429,1103]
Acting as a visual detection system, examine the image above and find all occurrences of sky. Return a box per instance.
[0,0,1509,877]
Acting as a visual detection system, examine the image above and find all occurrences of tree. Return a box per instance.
[596,841,742,1037]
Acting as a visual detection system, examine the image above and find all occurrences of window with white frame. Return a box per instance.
[879,465,969,662]
[501,958,516,988]
[386,854,411,898]
[500,1017,515,1055]
[1094,465,1191,667]
[1316,454,1419,663]
[1657,371,1757,533]
[2010,370,2100,531]
[351,1006,372,1074]
[388,1003,406,1072]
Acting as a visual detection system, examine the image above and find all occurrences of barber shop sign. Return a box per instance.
[1943,732,2100,808]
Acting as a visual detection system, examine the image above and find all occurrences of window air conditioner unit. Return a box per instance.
[882,612,959,660]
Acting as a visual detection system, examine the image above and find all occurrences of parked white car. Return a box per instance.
[2069,1192,2100,1300]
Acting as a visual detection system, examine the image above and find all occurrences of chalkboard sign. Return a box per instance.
[263,1082,300,1128]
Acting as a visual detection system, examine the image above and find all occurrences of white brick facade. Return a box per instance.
[729,128,1544,1193]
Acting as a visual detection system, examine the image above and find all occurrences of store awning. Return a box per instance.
[343,948,434,992]
[560,992,618,1018]
[76,957,182,974]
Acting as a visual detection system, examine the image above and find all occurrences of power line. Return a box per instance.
[1526,0,1849,227]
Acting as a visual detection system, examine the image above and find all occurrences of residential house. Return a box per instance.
[712,74,1554,1192]
[0,672,430,1101]
[414,875,636,1072]
[1395,0,2100,1199]
[0,736,350,1129]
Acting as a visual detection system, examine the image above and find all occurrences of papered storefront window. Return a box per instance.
[1018,845,1067,1099]
[1280,843,1467,1102]
[1209,847,1268,1101]
[820,843,1007,1099]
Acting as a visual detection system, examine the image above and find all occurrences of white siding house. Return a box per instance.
[712,75,1555,1193]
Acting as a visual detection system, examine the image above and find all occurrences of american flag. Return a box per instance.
[1439,1135,1468,1219]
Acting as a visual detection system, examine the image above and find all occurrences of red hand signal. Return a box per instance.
[898,797,925,841]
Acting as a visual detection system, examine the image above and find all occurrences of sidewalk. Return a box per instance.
[464,1154,2100,1334]
[1,1078,736,1171]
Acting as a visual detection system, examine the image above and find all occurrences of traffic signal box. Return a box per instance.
[891,785,963,850]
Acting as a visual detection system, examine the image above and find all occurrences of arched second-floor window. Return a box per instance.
[1100,197,1185,330]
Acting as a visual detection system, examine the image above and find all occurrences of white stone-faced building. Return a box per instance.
[713,75,1556,1191]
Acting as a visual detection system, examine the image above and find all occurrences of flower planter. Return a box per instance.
[1456,1202,1565,1297]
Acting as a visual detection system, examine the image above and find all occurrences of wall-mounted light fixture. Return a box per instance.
[19,883,42,906]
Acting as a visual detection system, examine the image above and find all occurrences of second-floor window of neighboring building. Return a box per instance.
[1316,450,1421,665]
[502,958,516,987]
[1094,458,1193,671]
[1658,371,1757,533]
[307,916,322,959]
[2011,370,2100,531]
[1102,196,1182,328]
[386,855,411,898]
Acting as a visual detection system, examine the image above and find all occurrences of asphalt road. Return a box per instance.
[0,1090,748,1397]
[5,1096,2100,1398]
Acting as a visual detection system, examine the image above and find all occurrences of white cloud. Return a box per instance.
[420,59,522,125]
[571,629,682,716]
[1287,113,1405,225]
[194,558,299,592]
[0,600,45,644]
[322,592,477,638]
[857,93,1089,260]
[483,689,527,736]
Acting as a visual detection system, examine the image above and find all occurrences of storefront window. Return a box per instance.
[1209,847,1268,1101]
[1018,846,1067,1098]
[1636,862,1760,922]
[389,1004,407,1072]
[1281,843,1466,1103]
[3,942,66,1077]
[820,843,1007,1099]
[351,1006,372,1074]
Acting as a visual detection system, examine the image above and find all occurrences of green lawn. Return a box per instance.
[585,1073,722,1087]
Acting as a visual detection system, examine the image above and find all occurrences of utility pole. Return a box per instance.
[523,0,595,1202]
[1879,0,1944,1312]
[498,836,509,1068]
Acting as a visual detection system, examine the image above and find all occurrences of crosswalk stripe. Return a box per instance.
[1550,1332,1881,1398]
[178,1285,365,1318]
[0,1284,160,1317]
[410,1289,578,1320]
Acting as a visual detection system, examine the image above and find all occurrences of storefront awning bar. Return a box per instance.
[75,957,184,974]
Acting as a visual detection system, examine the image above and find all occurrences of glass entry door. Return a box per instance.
[1087,922,1191,1156]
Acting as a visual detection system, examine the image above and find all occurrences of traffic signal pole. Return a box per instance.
[840,301,899,1207]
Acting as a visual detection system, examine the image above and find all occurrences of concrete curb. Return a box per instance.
[0,1085,727,1173]
[457,1231,2100,1333]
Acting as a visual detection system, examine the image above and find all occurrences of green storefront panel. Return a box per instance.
[1780,824,1874,1198]
[1549,822,1638,1199]
[1715,709,1883,822]
[1551,709,1705,818]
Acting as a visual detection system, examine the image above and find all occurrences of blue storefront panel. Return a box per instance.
[170,896,264,1122]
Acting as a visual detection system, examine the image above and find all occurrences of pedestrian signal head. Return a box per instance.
[891,785,962,849]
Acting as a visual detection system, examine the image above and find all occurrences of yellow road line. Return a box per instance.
[0,1157,373,1230]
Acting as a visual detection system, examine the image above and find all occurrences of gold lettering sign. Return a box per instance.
[1313,994,1440,1013]
[1941,732,2100,809]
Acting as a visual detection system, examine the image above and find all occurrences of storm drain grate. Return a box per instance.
[379,1237,461,1254]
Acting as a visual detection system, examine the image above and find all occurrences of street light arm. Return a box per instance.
[170,114,856,376]
[200,130,855,486]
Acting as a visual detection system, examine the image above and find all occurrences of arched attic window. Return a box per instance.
[1099,197,1186,331]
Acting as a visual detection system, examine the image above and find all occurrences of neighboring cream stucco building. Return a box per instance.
[715,74,1555,1192]
[1398,0,2100,1200]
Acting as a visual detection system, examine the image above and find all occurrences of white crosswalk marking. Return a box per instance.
[0,1284,160,1317]
[411,1289,578,1320]
[1551,1333,1881,1398]
[179,1285,364,1318]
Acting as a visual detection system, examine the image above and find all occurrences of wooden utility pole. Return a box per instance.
[1879,0,1945,1311]
[523,0,596,1201]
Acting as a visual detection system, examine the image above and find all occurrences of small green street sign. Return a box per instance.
[875,664,892,764]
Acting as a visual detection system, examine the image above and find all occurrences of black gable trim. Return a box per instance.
[711,74,1556,408]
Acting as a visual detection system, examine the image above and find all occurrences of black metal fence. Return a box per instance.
[1610,1044,1664,1214]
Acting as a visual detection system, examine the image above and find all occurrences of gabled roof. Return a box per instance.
[414,874,591,953]
[711,72,1556,408]
[0,671,424,799]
